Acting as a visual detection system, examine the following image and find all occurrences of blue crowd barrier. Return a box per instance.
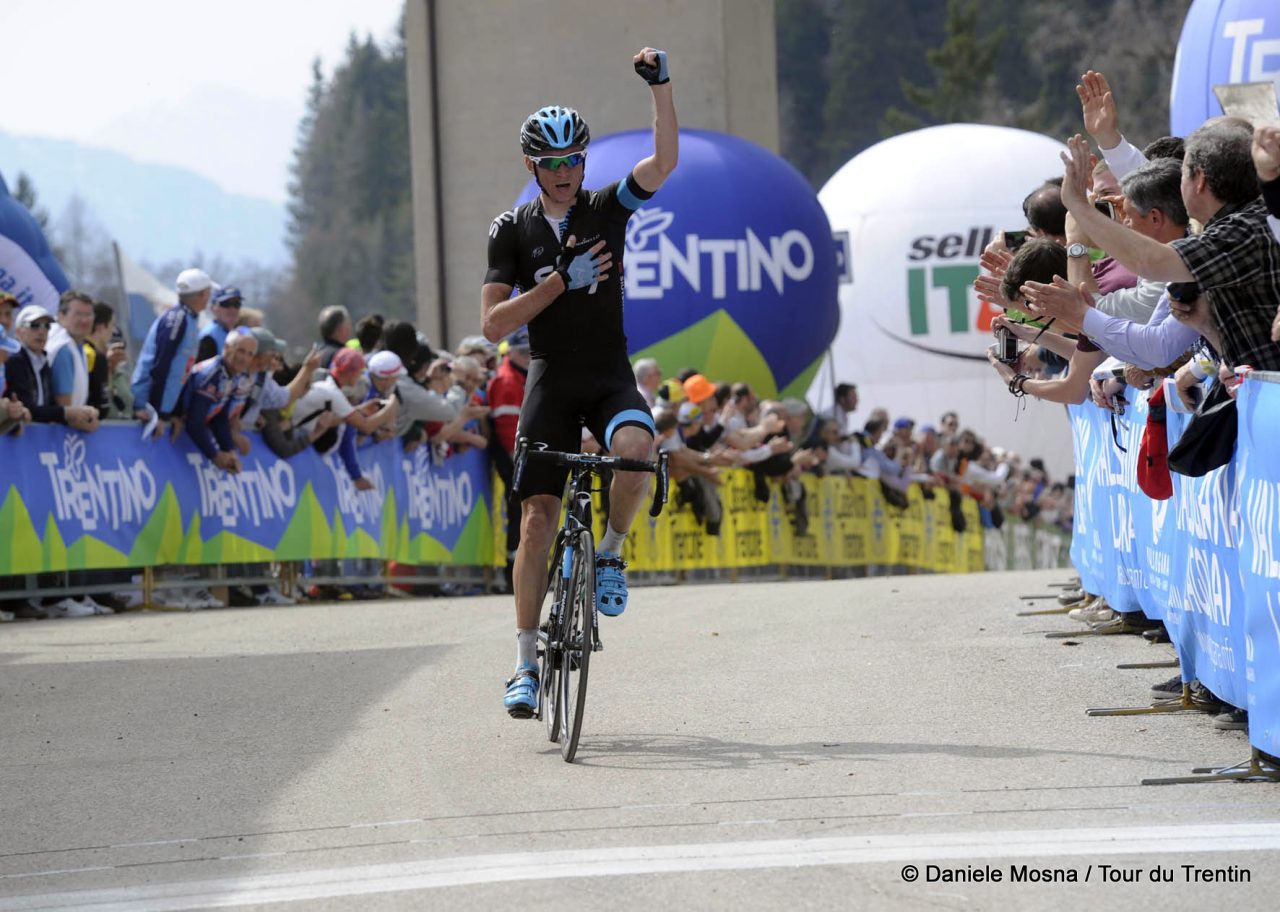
[1069,374,1280,758]
[0,423,495,572]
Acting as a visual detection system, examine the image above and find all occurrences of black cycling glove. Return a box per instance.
[634,50,670,86]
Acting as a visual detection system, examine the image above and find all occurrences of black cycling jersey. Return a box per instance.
[485,171,654,361]
[485,170,658,499]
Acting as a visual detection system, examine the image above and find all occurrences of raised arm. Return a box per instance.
[631,48,678,194]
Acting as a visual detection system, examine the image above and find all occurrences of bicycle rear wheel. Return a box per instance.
[559,529,595,762]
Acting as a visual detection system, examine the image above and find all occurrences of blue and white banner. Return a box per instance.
[0,171,69,312]
[1237,377,1280,757]
[1071,378,1280,757]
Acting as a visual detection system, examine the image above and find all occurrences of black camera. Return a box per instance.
[1004,229,1029,251]
[1167,281,1201,303]
[995,326,1019,364]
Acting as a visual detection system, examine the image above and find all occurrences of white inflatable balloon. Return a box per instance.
[812,123,1078,478]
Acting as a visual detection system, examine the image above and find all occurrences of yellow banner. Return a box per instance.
[494,468,990,575]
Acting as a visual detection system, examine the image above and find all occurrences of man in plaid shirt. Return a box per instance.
[1052,120,1280,371]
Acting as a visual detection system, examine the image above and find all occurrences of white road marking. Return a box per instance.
[1,823,1277,910]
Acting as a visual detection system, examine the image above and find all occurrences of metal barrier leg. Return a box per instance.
[1143,749,1280,786]
[1086,684,1221,717]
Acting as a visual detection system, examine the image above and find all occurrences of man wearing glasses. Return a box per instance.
[196,286,245,361]
[7,305,99,431]
[481,47,678,718]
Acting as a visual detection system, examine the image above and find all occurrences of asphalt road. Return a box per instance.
[1,570,1276,911]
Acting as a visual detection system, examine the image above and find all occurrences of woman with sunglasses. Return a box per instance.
[481,47,678,720]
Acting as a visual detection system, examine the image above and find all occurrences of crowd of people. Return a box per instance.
[0,258,1068,620]
[11,61,1277,735]
[973,70,1280,737]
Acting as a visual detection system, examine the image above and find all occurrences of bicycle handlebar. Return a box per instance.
[512,438,670,517]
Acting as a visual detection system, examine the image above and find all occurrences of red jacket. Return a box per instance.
[487,355,527,454]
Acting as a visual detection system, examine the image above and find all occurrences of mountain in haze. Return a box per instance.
[89,85,300,204]
[0,130,287,268]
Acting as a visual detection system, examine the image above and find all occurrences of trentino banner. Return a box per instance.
[0,425,494,573]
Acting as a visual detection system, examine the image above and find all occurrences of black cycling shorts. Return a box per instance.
[516,355,655,500]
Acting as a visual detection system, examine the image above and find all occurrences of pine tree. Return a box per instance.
[12,172,51,232]
[883,0,1005,133]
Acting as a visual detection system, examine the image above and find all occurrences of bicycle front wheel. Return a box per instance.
[559,529,595,762]
[542,540,569,744]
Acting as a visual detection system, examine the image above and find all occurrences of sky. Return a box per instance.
[6,0,406,203]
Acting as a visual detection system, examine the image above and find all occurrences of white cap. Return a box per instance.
[368,350,406,379]
[176,268,213,294]
[15,304,54,328]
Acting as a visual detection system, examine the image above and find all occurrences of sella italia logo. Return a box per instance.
[904,227,1001,337]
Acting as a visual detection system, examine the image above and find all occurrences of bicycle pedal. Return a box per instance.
[593,638,604,652]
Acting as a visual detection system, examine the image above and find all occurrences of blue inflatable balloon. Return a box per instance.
[0,171,69,312]
[1171,0,1280,136]
[516,129,838,398]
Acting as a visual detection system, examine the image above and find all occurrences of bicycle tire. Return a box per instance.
[560,528,595,762]
[542,540,569,743]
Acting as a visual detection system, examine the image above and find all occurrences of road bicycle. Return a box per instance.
[512,437,669,762]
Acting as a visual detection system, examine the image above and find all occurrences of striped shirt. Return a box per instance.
[1170,198,1280,371]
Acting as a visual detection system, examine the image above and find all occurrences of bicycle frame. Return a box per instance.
[511,436,669,759]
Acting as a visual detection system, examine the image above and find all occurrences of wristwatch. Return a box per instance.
[1067,243,1090,258]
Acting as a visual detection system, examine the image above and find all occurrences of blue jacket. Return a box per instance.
[130,304,199,418]
[181,356,235,459]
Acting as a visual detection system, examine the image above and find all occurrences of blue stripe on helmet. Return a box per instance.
[604,408,656,450]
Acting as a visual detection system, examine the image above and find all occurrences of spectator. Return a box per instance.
[1058,122,1280,371]
[86,302,131,419]
[821,382,859,439]
[1016,158,1199,372]
[7,305,99,431]
[239,330,321,430]
[131,268,213,436]
[196,286,243,361]
[456,335,498,372]
[633,357,661,408]
[353,313,385,353]
[0,291,15,333]
[0,324,31,435]
[47,290,96,410]
[235,306,265,329]
[487,328,530,587]
[317,305,353,368]
[291,348,396,455]
[182,328,259,474]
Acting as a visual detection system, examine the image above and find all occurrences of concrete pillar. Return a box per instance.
[404,0,778,351]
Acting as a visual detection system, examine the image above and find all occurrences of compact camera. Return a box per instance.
[995,326,1019,364]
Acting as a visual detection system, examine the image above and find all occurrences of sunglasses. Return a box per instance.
[531,151,586,170]
[27,321,53,330]
[220,299,243,309]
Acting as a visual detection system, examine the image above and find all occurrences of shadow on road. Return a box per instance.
[566,732,1171,771]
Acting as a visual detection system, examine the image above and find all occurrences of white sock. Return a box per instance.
[600,524,627,555]
[516,629,538,669]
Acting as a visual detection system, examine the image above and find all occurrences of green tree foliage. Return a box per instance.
[776,0,1193,189]
[12,172,52,232]
[883,0,1005,134]
[283,30,416,334]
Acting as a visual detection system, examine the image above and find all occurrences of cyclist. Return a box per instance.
[482,47,678,718]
